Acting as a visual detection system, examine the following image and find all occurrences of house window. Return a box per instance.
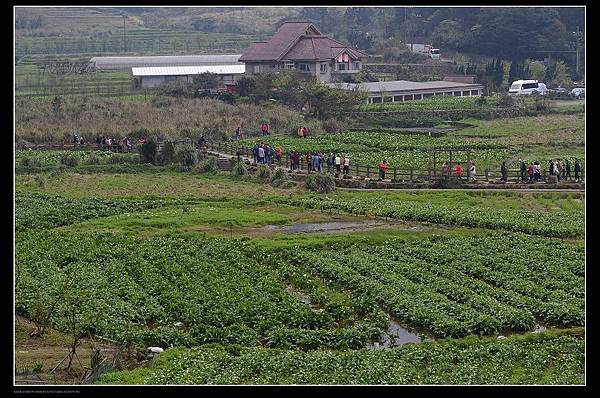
[165,76,177,82]
[453,91,462,96]
[462,90,470,96]
[298,63,310,72]
[320,63,328,73]
[354,62,360,70]
[403,95,413,101]
[371,97,382,103]
[393,95,403,102]
[423,93,434,98]
[284,62,294,70]
[383,96,393,103]
[337,63,347,71]
[415,94,423,100]
[471,90,479,96]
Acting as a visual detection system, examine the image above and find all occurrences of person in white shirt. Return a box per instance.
[335,154,341,173]
[343,155,350,176]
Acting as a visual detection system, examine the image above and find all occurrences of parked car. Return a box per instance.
[549,87,567,94]
[570,87,585,99]
[508,80,549,96]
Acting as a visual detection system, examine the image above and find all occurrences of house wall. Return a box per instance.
[140,76,166,88]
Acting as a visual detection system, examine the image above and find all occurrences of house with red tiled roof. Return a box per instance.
[239,21,369,83]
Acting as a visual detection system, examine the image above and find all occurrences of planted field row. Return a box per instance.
[97,332,584,385]
[15,190,180,232]
[15,231,387,350]
[271,233,583,338]
[356,95,509,112]
[281,195,584,238]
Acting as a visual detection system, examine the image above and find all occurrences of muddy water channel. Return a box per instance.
[263,220,435,235]
[366,317,433,350]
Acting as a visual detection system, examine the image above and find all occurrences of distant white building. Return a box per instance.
[132,65,245,89]
[90,54,243,70]
[327,79,484,104]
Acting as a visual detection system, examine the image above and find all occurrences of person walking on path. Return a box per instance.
[469,162,476,182]
[343,154,350,176]
[442,162,450,181]
[335,154,341,173]
[500,161,508,182]
[252,143,259,164]
[379,160,388,180]
[306,152,313,173]
[557,160,563,182]
[258,144,265,164]
[454,162,463,181]
[519,159,526,181]
[548,159,555,176]
[527,162,534,183]
[327,153,334,173]
[574,158,581,182]
[566,159,571,180]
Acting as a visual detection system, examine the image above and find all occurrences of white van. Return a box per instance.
[429,48,440,59]
[508,80,548,96]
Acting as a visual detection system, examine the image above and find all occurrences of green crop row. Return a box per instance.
[269,232,583,338]
[15,230,387,350]
[15,190,179,232]
[96,332,584,385]
[280,195,584,238]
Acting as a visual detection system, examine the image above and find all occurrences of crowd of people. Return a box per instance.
[439,158,583,183]
[94,135,135,152]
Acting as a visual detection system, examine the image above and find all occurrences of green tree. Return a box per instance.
[192,72,220,90]
[526,59,546,81]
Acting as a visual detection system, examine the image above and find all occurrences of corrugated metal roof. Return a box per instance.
[132,65,245,76]
[327,80,483,93]
[91,55,243,69]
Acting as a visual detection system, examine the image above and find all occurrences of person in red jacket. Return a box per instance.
[378,159,388,180]
[454,162,463,180]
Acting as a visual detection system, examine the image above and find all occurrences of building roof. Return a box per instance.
[132,65,245,77]
[327,80,483,93]
[91,55,243,69]
[281,36,368,61]
[239,22,321,61]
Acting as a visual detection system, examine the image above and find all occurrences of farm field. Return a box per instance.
[14,166,585,385]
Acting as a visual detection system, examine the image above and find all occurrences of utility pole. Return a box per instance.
[576,26,580,78]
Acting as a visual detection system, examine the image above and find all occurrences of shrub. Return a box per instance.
[195,157,218,173]
[270,167,289,187]
[175,144,197,168]
[231,161,248,178]
[20,156,42,168]
[60,153,79,167]
[322,118,342,134]
[85,153,101,165]
[160,141,176,165]
[257,165,271,181]
[305,173,336,193]
[33,174,46,188]
[139,140,158,164]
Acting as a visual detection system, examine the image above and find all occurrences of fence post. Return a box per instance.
[410,169,414,182]
[355,163,359,176]
[485,169,489,182]
[393,167,397,181]
[366,165,370,178]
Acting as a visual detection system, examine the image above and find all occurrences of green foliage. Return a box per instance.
[98,333,584,384]
[139,140,158,164]
[159,141,176,165]
[192,72,220,90]
[196,157,218,173]
[175,144,197,168]
[230,161,248,178]
[282,193,583,238]
[305,173,335,193]
[270,168,289,187]
[60,153,79,167]
[257,165,271,181]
